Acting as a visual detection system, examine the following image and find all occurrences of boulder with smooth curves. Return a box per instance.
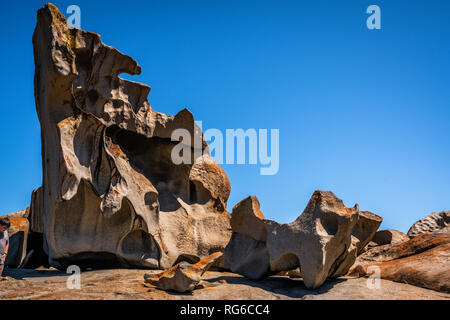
[31,3,231,269]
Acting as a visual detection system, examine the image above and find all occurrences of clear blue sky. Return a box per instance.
[0,0,449,233]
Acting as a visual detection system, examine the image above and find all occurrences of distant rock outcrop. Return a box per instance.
[31,3,231,269]
[223,191,382,289]
[3,209,30,268]
[407,211,450,238]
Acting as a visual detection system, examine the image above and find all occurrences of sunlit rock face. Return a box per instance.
[144,252,223,292]
[222,196,271,280]
[3,209,30,268]
[349,229,450,293]
[31,3,231,269]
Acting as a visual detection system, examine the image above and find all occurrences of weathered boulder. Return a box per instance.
[328,209,382,277]
[266,191,362,289]
[2,207,50,269]
[222,196,270,279]
[3,209,29,220]
[349,229,450,293]
[407,211,450,238]
[144,252,222,292]
[352,211,383,254]
[31,3,231,269]
[370,229,410,247]
[350,228,449,268]
[223,191,381,289]
[3,209,30,268]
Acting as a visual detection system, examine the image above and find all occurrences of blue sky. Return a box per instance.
[0,0,449,233]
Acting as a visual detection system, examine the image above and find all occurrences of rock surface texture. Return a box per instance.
[144,252,222,292]
[4,209,30,268]
[222,196,270,280]
[31,4,231,270]
[370,229,410,247]
[223,191,382,289]
[1,268,449,300]
[349,228,450,293]
[407,211,450,238]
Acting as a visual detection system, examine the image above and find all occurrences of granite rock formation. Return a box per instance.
[369,229,410,248]
[222,196,271,279]
[328,209,382,277]
[407,211,450,238]
[3,209,30,268]
[144,252,222,292]
[352,211,383,254]
[31,3,231,269]
[223,191,382,289]
[349,228,450,293]
[3,209,29,220]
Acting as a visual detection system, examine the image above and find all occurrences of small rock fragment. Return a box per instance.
[144,252,222,292]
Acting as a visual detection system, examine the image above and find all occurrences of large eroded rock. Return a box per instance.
[350,228,450,268]
[31,4,231,269]
[349,229,450,293]
[223,191,382,289]
[222,196,270,279]
[328,209,382,277]
[407,211,450,238]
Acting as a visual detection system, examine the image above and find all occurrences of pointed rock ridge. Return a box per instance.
[32,3,231,269]
[222,196,271,279]
[407,211,450,238]
[222,191,379,289]
[230,196,266,241]
[144,252,222,292]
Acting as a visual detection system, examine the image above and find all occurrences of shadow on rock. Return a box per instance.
[3,268,66,280]
[203,275,347,299]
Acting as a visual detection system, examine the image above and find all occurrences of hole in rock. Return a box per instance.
[173,254,200,266]
[105,125,210,212]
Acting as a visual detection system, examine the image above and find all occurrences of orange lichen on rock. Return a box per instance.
[143,252,223,292]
